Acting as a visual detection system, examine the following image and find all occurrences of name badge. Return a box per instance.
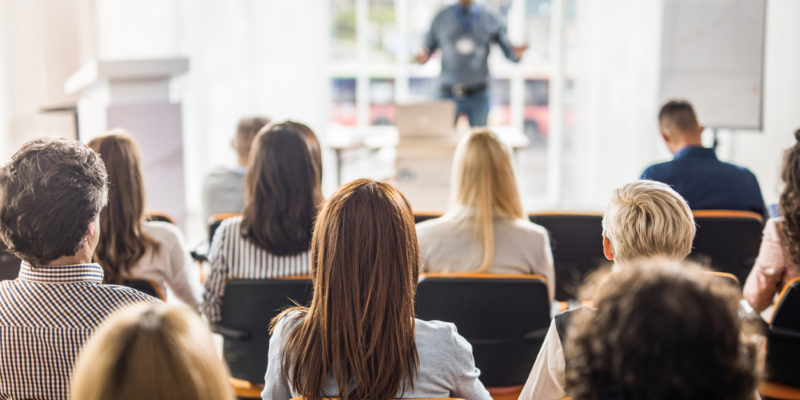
[455,37,476,55]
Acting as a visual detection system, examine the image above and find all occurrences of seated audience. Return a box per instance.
[416,129,555,300]
[641,99,766,216]
[565,258,757,400]
[89,132,203,308]
[262,179,491,400]
[71,303,233,400]
[519,180,695,400]
[202,116,270,220]
[202,121,322,323]
[744,129,800,312]
[0,137,157,400]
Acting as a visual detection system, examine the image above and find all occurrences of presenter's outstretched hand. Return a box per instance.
[415,48,431,64]
[512,44,529,61]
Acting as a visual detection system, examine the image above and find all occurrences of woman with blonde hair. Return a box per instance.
[71,303,233,400]
[88,132,202,308]
[262,179,491,400]
[416,129,554,299]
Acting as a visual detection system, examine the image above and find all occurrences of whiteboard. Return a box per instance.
[659,0,766,129]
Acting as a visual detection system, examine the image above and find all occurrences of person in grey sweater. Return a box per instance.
[416,129,555,301]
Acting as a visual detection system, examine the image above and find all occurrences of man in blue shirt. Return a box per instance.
[415,0,527,127]
[641,100,767,217]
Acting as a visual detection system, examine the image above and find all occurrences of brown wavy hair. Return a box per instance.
[0,137,108,266]
[565,258,757,400]
[779,129,800,263]
[273,179,420,400]
[88,132,159,283]
[240,121,322,255]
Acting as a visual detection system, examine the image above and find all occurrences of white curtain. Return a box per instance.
[560,0,665,209]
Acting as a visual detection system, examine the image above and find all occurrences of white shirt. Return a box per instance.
[519,320,567,400]
[416,215,555,301]
[127,221,203,309]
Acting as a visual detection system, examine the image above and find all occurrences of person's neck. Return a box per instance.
[46,247,93,266]
[236,158,248,168]
[671,136,703,155]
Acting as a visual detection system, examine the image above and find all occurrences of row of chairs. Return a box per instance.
[412,210,764,300]
[207,210,764,301]
[216,274,551,399]
[220,273,800,400]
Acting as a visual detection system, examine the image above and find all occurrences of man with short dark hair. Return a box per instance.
[0,137,157,400]
[202,116,270,219]
[641,99,766,216]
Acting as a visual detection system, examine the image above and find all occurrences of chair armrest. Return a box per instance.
[769,326,800,340]
[211,324,251,340]
[522,327,549,341]
[190,250,208,263]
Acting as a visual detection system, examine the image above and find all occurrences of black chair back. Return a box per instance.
[766,278,800,387]
[0,250,20,281]
[691,210,763,284]
[415,274,551,387]
[216,278,314,384]
[122,279,165,300]
[414,211,442,224]
[529,212,606,301]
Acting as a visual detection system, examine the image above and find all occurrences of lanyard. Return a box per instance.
[455,3,480,32]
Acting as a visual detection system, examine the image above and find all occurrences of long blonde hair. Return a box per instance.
[449,129,525,272]
[71,304,233,400]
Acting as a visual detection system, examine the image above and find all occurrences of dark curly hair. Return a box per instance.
[779,129,800,263]
[565,258,758,400]
[0,137,108,266]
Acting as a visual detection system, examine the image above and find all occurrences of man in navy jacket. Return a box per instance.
[641,100,767,217]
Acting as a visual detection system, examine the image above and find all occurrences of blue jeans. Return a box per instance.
[440,87,490,127]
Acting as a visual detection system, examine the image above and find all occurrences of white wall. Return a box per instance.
[724,0,800,205]
[0,0,797,219]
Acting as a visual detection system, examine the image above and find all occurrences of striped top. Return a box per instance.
[201,216,311,323]
[0,262,157,400]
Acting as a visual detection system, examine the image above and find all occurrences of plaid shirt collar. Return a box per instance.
[17,262,105,284]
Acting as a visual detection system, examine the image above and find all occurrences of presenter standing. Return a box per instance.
[416,0,528,127]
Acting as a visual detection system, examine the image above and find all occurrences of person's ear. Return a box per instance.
[230,137,237,151]
[697,124,705,136]
[84,218,98,243]
[602,235,615,261]
[660,128,672,144]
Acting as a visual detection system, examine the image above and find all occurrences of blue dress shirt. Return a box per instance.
[641,146,767,217]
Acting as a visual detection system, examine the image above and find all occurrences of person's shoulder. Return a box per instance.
[272,309,306,338]
[142,220,183,242]
[415,216,454,235]
[641,160,675,180]
[415,318,463,346]
[217,215,244,233]
[508,217,549,237]
[719,159,760,180]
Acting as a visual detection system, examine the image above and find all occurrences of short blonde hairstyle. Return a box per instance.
[449,129,525,272]
[71,304,233,400]
[602,180,695,262]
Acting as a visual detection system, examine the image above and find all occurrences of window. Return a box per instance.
[328,0,575,207]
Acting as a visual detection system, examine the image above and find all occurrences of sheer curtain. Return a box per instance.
[559,0,664,209]
[91,0,331,237]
